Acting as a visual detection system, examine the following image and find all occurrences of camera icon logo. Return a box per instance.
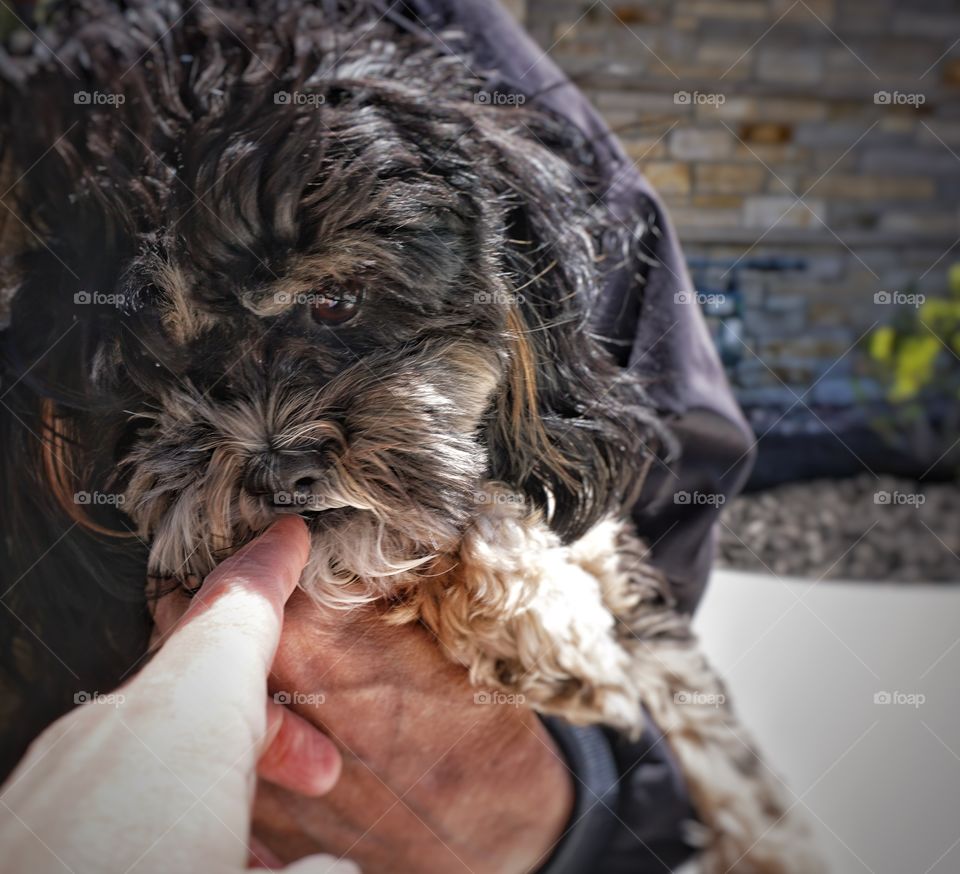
[674,91,691,105]
[674,491,691,505]
[874,91,892,105]
[274,91,292,105]
[273,691,292,704]
[874,691,892,704]
[874,491,891,505]
[874,291,892,305]
[74,91,91,105]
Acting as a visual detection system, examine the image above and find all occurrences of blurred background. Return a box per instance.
[505,4,960,872]
[508,0,960,584]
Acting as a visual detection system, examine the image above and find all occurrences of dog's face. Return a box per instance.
[118,238,507,595]
[0,2,664,601]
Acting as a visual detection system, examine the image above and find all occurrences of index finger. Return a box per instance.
[150,515,310,675]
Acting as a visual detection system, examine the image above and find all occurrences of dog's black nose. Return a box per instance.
[242,452,328,510]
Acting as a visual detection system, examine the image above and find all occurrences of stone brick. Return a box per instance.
[732,142,811,164]
[892,13,960,39]
[918,120,960,146]
[659,192,690,213]
[766,172,803,194]
[772,0,835,19]
[607,4,665,26]
[692,194,744,209]
[809,301,849,325]
[803,255,847,281]
[642,161,692,195]
[670,127,734,160]
[810,378,860,406]
[764,98,833,123]
[744,195,828,230]
[833,0,894,35]
[943,59,960,87]
[765,293,808,314]
[677,1,768,20]
[862,149,960,175]
[883,116,923,137]
[739,122,793,145]
[793,122,874,148]
[809,148,860,174]
[591,91,681,116]
[696,163,768,194]
[756,48,825,85]
[623,136,668,161]
[696,41,753,70]
[878,212,959,236]
[805,175,937,199]
[668,206,742,229]
[697,96,758,121]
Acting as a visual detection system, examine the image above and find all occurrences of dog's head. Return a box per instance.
[0,1,665,600]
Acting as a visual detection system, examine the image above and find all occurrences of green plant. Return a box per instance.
[864,266,960,476]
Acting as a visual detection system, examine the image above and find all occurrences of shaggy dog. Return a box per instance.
[0,2,821,871]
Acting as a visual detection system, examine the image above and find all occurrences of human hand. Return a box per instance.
[246,593,575,873]
[0,517,357,874]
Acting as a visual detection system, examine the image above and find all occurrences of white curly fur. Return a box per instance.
[388,483,826,874]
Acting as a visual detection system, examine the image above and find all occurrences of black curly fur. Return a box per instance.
[0,0,669,774]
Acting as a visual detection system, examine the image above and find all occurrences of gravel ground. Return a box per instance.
[717,474,960,582]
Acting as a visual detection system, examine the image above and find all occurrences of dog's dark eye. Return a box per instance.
[309,284,363,325]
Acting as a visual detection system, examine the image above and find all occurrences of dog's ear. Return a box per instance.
[477,117,669,544]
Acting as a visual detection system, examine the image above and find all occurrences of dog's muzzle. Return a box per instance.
[242,449,338,512]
